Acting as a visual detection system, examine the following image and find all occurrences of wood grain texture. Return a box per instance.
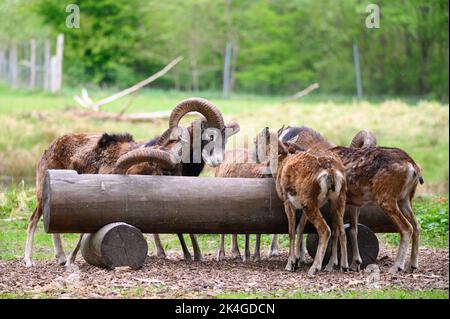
[81,222,148,269]
[43,170,397,234]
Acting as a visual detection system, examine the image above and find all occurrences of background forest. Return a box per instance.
[0,0,448,100]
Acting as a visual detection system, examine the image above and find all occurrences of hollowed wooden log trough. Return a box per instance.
[43,170,395,269]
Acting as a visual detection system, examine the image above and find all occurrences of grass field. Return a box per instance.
[1,288,448,299]
[0,85,448,299]
[0,85,448,191]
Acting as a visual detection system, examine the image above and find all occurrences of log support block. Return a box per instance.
[81,222,148,270]
[306,224,379,269]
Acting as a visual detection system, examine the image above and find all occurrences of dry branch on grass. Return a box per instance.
[71,57,183,122]
[282,83,320,104]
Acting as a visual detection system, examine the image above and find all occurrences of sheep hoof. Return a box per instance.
[268,249,279,258]
[216,251,225,262]
[231,252,242,261]
[183,254,192,262]
[324,264,334,272]
[406,263,417,273]
[307,267,318,277]
[24,259,35,268]
[194,254,203,262]
[350,262,361,272]
[285,259,296,272]
[156,252,167,259]
[388,265,403,274]
[57,255,67,266]
[252,255,261,262]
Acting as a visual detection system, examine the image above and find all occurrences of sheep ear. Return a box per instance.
[278,140,289,155]
[286,142,305,153]
[225,121,240,137]
[277,125,285,137]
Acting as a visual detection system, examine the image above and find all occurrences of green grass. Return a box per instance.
[0,84,448,189]
[2,288,447,299]
[380,196,449,248]
[216,288,449,299]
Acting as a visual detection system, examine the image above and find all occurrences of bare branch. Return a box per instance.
[282,83,320,104]
[74,56,183,111]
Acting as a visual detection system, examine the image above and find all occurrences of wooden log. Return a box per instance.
[306,224,379,269]
[80,222,148,269]
[43,170,397,234]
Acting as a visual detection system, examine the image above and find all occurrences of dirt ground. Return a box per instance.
[0,245,448,298]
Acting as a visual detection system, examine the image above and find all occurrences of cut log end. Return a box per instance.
[81,222,148,270]
[306,223,379,269]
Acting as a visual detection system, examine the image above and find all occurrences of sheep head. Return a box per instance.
[157,97,240,168]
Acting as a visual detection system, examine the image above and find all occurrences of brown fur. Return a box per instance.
[282,126,423,273]
[24,133,195,267]
[255,129,348,275]
[280,126,335,151]
[214,149,275,262]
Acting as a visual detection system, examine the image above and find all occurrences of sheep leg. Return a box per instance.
[52,234,67,265]
[177,233,192,261]
[189,234,202,261]
[324,225,338,272]
[283,201,297,272]
[304,206,331,276]
[243,234,250,262]
[216,234,226,261]
[24,205,43,267]
[378,200,413,274]
[398,198,420,272]
[252,234,261,261]
[152,234,167,259]
[295,213,308,265]
[328,197,349,272]
[231,234,242,260]
[267,234,279,258]
[349,207,362,272]
[65,234,83,267]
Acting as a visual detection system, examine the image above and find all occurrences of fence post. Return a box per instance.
[223,42,232,98]
[353,42,363,99]
[51,34,64,93]
[44,40,51,91]
[0,49,4,81]
[8,43,18,88]
[29,39,37,90]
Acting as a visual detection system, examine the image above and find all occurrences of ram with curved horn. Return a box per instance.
[24,98,239,268]
[158,97,240,170]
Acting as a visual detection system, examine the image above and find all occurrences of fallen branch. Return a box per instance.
[74,56,183,111]
[282,83,320,104]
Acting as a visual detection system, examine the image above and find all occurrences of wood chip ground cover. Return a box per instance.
[0,246,448,298]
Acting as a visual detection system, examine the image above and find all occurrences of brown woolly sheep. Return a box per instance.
[214,148,279,262]
[254,128,349,276]
[24,98,239,267]
[282,126,423,273]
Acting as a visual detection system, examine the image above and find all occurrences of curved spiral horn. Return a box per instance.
[350,130,377,148]
[169,97,224,130]
[113,148,175,174]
